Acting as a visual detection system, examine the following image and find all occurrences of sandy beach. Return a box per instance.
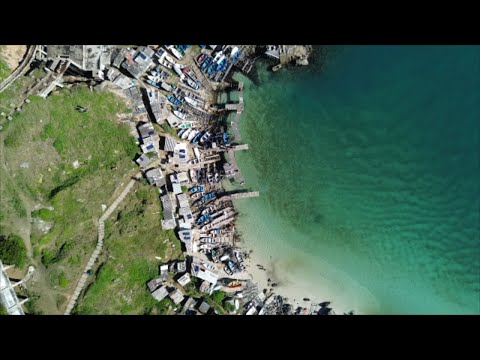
[232,237,379,314]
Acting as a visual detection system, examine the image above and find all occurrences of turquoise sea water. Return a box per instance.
[232,46,480,314]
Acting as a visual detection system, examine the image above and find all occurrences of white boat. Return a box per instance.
[201,205,217,215]
[200,132,211,144]
[178,128,187,137]
[191,192,202,200]
[181,128,193,140]
[216,55,226,65]
[199,244,214,250]
[147,74,161,83]
[164,53,177,65]
[202,262,216,271]
[213,51,223,63]
[174,63,186,77]
[173,110,187,120]
[160,59,173,69]
[184,96,198,107]
[168,46,184,60]
[230,46,239,57]
[187,129,198,142]
[185,77,200,90]
[193,148,201,160]
[189,169,197,183]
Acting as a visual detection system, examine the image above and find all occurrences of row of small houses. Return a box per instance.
[147,257,221,315]
[134,123,195,259]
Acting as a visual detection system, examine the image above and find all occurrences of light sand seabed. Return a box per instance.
[234,214,381,314]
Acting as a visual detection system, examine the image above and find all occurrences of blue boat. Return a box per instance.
[223,132,230,146]
[202,57,212,71]
[192,131,203,144]
[146,79,161,89]
[197,213,210,225]
[193,192,217,207]
[190,185,205,193]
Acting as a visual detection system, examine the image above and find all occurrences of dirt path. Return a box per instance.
[64,172,142,315]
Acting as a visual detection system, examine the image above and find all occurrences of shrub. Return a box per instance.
[0,234,27,268]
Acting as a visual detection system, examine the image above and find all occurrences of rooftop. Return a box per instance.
[177,273,191,287]
[151,286,169,301]
[147,276,163,292]
[191,263,219,285]
[169,289,185,305]
[198,301,211,314]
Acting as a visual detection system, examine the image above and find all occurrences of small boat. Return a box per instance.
[177,128,187,137]
[178,122,195,129]
[209,229,222,236]
[197,214,210,225]
[197,54,206,64]
[181,128,193,140]
[223,132,230,146]
[187,129,198,141]
[199,243,214,251]
[160,59,173,69]
[201,205,217,215]
[202,262,216,271]
[173,110,187,120]
[192,131,203,144]
[201,223,213,231]
[190,185,204,193]
[189,169,197,183]
[169,46,184,60]
[160,82,173,92]
[230,46,239,58]
[146,79,161,89]
[185,77,200,90]
[183,67,198,81]
[200,237,216,243]
[188,158,199,165]
[199,131,211,144]
[227,280,242,288]
[163,54,177,65]
[184,96,198,107]
[174,63,186,77]
[147,74,161,83]
[191,192,202,200]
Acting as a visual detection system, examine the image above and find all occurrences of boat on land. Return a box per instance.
[173,110,187,120]
[174,63,186,77]
[184,96,199,107]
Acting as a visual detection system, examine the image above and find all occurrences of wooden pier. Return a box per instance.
[221,191,260,201]
[203,144,249,153]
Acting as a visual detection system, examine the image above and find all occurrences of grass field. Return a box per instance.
[75,182,183,315]
[0,59,10,83]
[0,83,140,314]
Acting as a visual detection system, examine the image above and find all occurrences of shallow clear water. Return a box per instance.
[233,45,480,314]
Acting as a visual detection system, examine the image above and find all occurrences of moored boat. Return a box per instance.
[181,128,193,140]
[184,96,199,107]
[173,110,187,120]
[187,129,198,141]
[174,63,186,77]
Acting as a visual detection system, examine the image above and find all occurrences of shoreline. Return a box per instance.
[222,53,353,315]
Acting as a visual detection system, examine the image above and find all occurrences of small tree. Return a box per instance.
[210,290,226,304]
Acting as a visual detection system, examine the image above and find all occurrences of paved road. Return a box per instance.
[64,173,141,315]
[0,45,38,93]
